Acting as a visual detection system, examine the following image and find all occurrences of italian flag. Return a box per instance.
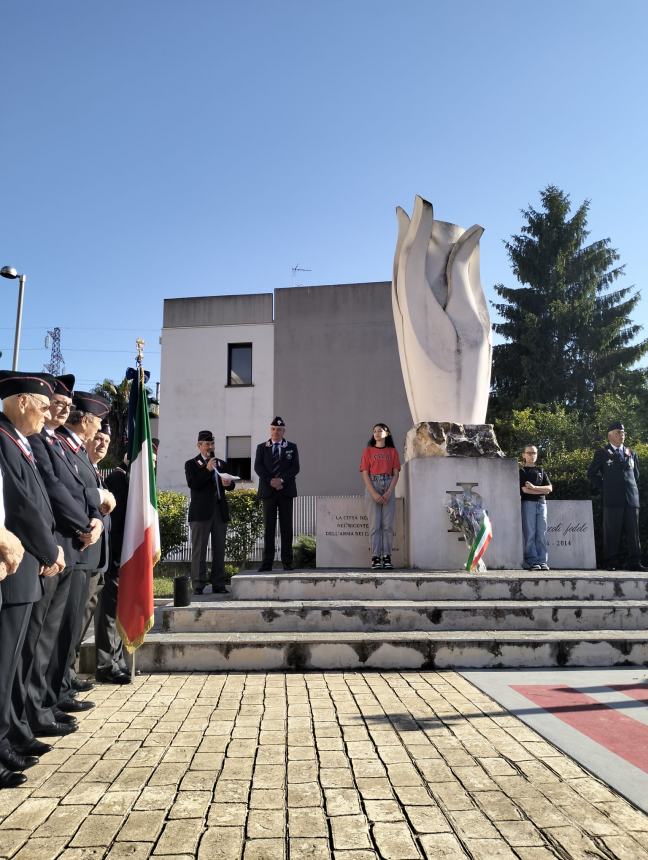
[116,367,160,651]
[465,512,493,573]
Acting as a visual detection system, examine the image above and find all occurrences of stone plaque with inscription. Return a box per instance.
[545,500,596,570]
[316,496,406,568]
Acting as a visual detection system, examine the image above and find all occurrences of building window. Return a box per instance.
[226,436,252,481]
[227,343,252,386]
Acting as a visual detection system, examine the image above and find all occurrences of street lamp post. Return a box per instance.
[0,266,27,371]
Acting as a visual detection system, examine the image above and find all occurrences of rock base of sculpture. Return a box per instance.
[404,422,504,460]
[402,455,522,570]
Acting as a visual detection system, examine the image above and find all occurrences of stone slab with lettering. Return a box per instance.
[316,497,406,568]
[403,456,522,570]
[545,500,596,570]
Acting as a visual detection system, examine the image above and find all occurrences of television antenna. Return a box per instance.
[291,264,311,286]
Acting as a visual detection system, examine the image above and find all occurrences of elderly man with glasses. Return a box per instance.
[9,376,105,751]
[0,370,65,787]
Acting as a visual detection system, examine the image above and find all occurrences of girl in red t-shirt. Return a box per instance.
[359,423,401,569]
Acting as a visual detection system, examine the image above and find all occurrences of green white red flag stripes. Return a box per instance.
[116,366,160,651]
[465,512,493,573]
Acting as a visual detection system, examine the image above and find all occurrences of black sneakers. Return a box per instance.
[382,555,393,569]
[371,556,382,570]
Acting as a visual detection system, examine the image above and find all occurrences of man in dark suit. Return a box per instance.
[254,417,300,572]
[0,371,65,788]
[55,391,114,704]
[12,374,102,746]
[587,421,645,571]
[97,455,130,683]
[185,429,236,595]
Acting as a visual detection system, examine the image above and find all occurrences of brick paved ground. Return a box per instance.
[1,671,648,859]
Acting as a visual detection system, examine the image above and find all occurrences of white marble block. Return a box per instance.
[316,496,407,568]
[545,500,596,570]
[403,456,522,570]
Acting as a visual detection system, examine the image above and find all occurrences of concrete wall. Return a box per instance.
[157,294,274,494]
[273,282,412,495]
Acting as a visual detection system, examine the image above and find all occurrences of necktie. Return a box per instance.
[272,443,281,476]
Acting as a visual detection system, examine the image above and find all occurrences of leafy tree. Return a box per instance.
[93,378,130,464]
[490,186,648,418]
[93,374,154,465]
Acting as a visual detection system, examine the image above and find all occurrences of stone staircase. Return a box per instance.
[81,570,648,672]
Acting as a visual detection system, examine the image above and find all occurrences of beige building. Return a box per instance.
[157,282,411,497]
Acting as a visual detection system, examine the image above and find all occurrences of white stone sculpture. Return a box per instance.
[392,195,492,424]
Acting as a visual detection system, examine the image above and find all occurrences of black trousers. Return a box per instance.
[190,511,227,589]
[603,505,642,566]
[95,569,127,675]
[11,570,74,740]
[262,495,294,565]
[46,566,87,704]
[0,602,32,751]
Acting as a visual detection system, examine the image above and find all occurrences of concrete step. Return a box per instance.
[232,570,648,602]
[81,630,648,672]
[162,599,648,634]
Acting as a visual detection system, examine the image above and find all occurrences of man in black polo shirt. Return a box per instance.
[519,445,553,571]
[587,421,645,571]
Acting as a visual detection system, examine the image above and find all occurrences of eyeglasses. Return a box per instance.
[50,399,71,412]
[25,394,51,414]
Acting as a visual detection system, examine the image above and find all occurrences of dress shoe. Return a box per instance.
[211,584,229,594]
[283,562,294,571]
[257,563,273,572]
[627,563,648,571]
[53,711,78,725]
[96,669,131,685]
[0,767,27,788]
[33,721,78,737]
[193,585,204,595]
[14,739,52,756]
[71,678,95,693]
[58,698,95,713]
[0,749,39,771]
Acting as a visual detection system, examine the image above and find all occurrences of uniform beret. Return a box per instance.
[197,430,214,442]
[608,421,625,432]
[0,370,55,399]
[271,416,285,427]
[72,391,110,418]
[54,374,75,396]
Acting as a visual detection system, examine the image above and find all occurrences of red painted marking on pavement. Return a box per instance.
[609,683,648,703]
[512,684,648,774]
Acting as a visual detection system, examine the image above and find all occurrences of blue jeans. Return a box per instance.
[521,500,548,567]
[365,475,396,557]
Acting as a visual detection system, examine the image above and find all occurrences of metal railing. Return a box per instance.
[165,494,357,563]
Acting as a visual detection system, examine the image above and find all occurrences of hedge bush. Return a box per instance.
[157,490,188,562]
[294,534,316,568]
[225,488,264,570]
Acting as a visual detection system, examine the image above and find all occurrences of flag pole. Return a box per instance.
[129,338,146,684]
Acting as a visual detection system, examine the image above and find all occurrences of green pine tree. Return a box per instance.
[490,185,647,418]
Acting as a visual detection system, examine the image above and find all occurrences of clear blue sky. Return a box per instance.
[1,1,647,392]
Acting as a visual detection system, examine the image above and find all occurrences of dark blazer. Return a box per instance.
[587,444,640,508]
[105,465,129,571]
[254,440,300,500]
[55,426,108,571]
[0,413,58,604]
[185,455,236,522]
[29,429,97,569]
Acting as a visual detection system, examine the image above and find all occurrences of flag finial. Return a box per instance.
[135,338,145,367]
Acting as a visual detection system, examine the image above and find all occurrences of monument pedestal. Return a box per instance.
[402,456,522,570]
